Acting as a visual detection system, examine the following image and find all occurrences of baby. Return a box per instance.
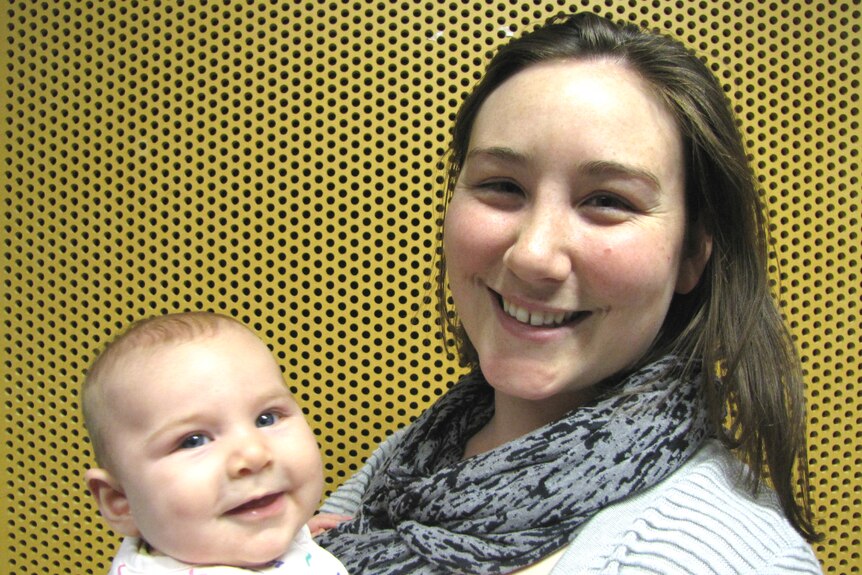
[81,311,347,574]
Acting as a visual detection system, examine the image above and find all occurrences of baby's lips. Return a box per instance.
[226,492,282,515]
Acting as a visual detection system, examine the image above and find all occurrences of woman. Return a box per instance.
[315,12,821,574]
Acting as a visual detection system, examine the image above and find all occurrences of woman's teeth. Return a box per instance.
[502,299,577,327]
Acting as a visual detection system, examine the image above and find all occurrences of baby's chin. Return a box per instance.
[152,534,295,568]
[198,545,292,568]
[141,510,309,567]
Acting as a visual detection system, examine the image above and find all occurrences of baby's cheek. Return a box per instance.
[153,465,217,516]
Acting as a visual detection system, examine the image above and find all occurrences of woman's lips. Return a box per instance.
[497,292,588,328]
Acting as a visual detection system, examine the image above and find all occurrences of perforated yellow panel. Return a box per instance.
[2,2,859,573]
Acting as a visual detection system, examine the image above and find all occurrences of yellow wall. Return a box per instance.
[1,1,859,573]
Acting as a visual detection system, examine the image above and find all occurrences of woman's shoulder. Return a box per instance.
[551,440,822,574]
[319,427,408,516]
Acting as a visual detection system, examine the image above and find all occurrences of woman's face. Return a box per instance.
[444,59,708,414]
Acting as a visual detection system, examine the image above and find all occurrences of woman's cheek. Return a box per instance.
[585,235,678,302]
[446,198,513,256]
[444,200,483,272]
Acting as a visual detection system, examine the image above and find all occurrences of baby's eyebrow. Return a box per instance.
[258,388,296,404]
[144,414,203,447]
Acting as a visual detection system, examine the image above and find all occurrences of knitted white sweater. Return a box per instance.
[320,437,821,574]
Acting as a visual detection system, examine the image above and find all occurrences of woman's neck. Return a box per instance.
[463,387,597,458]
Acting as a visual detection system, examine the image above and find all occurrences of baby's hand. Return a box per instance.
[308,513,352,537]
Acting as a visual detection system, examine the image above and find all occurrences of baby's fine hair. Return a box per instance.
[81,311,244,468]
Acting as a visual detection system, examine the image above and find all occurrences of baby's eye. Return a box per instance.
[256,411,280,428]
[179,433,210,450]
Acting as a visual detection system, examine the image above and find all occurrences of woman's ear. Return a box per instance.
[675,228,713,295]
[84,468,141,537]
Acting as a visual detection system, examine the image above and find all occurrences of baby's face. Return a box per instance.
[102,326,323,566]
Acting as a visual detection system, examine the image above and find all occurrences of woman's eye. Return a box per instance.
[480,180,523,195]
[179,433,210,450]
[256,411,280,428]
[583,193,632,210]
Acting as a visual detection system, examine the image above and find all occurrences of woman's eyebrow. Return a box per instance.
[464,149,663,191]
[581,160,662,191]
[465,146,531,164]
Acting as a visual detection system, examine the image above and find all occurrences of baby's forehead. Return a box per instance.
[91,339,196,414]
[109,325,243,368]
[102,314,246,362]
[104,329,281,398]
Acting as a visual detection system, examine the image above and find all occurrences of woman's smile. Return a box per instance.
[500,295,584,328]
[492,289,591,331]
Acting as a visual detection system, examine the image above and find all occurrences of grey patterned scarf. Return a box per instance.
[318,356,710,574]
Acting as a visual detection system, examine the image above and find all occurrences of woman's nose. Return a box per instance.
[227,433,273,478]
[503,207,572,283]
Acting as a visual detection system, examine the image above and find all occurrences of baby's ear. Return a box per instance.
[84,468,141,537]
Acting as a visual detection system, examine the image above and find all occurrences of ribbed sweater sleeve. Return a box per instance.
[550,441,822,574]
[319,428,404,517]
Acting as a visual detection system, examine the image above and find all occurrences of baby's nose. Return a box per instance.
[227,434,273,478]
